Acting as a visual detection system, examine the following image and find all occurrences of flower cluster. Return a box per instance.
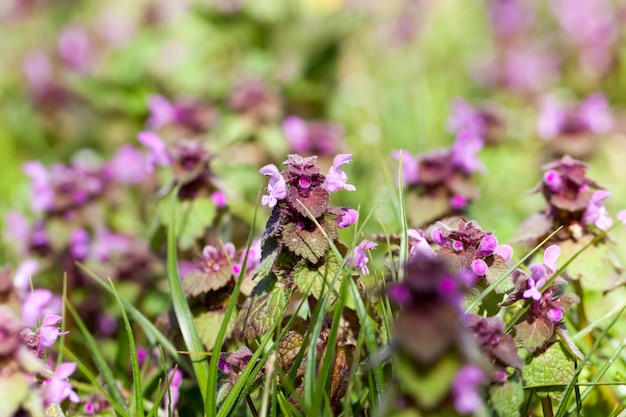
[430,218,513,290]
[537,94,613,158]
[448,99,505,145]
[0,266,78,415]
[393,131,484,221]
[282,116,345,156]
[515,155,614,246]
[500,245,580,353]
[386,251,484,415]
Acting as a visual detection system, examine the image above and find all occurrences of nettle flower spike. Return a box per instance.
[260,164,287,207]
[322,154,356,193]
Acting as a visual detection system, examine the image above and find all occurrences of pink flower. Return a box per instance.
[211,191,228,208]
[147,95,177,129]
[22,288,54,328]
[494,244,513,261]
[322,154,356,193]
[163,368,183,417]
[260,164,287,207]
[58,26,91,72]
[471,259,488,277]
[452,365,484,414]
[337,208,358,229]
[346,240,377,275]
[38,315,69,355]
[13,259,38,292]
[43,362,79,406]
[137,131,172,171]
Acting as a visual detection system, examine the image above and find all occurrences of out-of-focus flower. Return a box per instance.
[137,131,172,171]
[23,161,54,213]
[391,150,419,185]
[42,362,80,406]
[282,116,344,155]
[451,131,485,174]
[23,49,52,92]
[537,94,613,140]
[58,26,91,72]
[488,0,534,39]
[13,259,38,292]
[322,154,356,193]
[452,365,484,414]
[22,289,54,328]
[147,95,177,130]
[69,229,90,260]
[228,80,282,123]
[210,191,227,208]
[163,368,183,416]
[104,145,150,184]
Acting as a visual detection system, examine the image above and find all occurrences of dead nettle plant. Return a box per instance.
[228,153,377,413]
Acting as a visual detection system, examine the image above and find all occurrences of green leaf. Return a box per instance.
[238,279,288,342]
[161,197,216,251]
[293,253,342,302]
[490,374,524,417]
[282,223,330,263]
[523,342,575,398]
[559,237,618,290]
[485,255,514,293]
[194,308,236,351]
[514,317,554,353]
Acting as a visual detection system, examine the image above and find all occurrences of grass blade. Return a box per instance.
[65,302,130,416]
[165,194,210,407]
[109,278,145,417]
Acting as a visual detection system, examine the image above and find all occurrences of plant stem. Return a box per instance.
[542,395,554,417]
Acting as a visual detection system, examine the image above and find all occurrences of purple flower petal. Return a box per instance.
[322,153,356,193]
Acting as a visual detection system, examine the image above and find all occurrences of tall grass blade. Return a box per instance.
[165,194,210,407]
[65,302,130,416]
[109,278,145,417]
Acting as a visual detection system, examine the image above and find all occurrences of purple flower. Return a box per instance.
[322,154,356,193]
[104,145,150,184]
[537,94,613,139]
[488,0,534,38]
[579,94,613,134]
[543,170,563,192]
[259,164,287,207]
[543,244,561,272]
[391,150,419,185]
[23,49,52,92]
[137,131,172,172]
[547,308,564,323]
[42,362,79,406]
[91,229,131,261]
[211,191,228,208]
[337,208,358,229]
[387,283,412,306]
[618,210,626,227]
[471,259,488,277]
[283,116,308,153]
[346,240,377,275]
[38,315,69,355]
[523,264,547,300]
[450,194,469,211]
[447,99,486,136]
[163,368,183,417]
[23,161,54,212]
[450,130,484,174]
[58,26,91,71]
[13,259,39,292]
[494,244,513,261]
[477,235,498,257]
[22,288,54,328]
[431,228,447,246]
[452,365,484,414]
[582,190,613,231]
[452,241,464,252]
[408,229,436,260]
[147,94,177,129]
[70,228,90,260]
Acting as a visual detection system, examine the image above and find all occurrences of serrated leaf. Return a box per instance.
[194,309,235,351]
[514,317,554,353]
[283,223,329,263]
[161,197,216,250]
[522,342,575,398]
[559,236,617,289]
[293,253,342,302]
[512,212,554,247]
[286,186,329,219]
[485,255,514,293]
[183,268,233,297]
[490,375,524,417]
[238,280,288,341]
[278,330,306,371]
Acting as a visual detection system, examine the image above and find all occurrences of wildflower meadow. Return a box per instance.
[3,1,626,416]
